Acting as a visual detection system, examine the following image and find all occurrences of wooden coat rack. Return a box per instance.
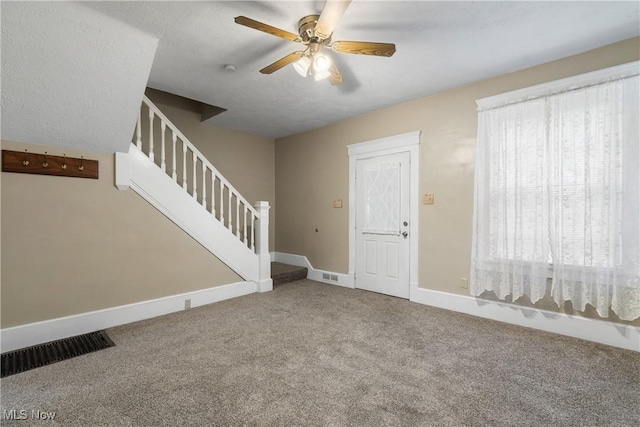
[2,150,99,179]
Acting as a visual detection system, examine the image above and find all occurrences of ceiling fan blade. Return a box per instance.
[328,63,343,85]
[260,51,304,74]
[315,0,352,39]
[331,41,396,57]
[235,16,300,42]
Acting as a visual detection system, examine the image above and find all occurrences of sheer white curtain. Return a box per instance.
[471,66,640,321]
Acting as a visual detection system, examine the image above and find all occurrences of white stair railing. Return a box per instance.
[134,96,258,251]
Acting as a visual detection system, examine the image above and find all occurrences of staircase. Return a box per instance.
[115,96,271,291]
[271,263,308,286]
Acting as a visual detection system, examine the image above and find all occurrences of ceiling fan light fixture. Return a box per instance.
[312,52,331,72]
[293,56,311,77]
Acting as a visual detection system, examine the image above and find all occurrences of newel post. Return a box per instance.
[254,201,272,292]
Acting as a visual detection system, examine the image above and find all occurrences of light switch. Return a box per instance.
[423,193,435,205]
[333,199,342,208]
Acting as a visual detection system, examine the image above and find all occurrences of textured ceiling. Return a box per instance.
[2,1,639,150]
[1,2,158,153]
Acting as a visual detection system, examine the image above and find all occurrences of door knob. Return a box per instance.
[402,231,408,238]
[403,221,408,226]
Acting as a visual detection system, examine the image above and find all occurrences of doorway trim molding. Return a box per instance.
[347,131,421,300]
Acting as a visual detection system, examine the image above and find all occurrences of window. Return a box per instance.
[471,62,639,321]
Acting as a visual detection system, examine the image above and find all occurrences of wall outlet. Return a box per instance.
[333,199,342,208]
[184,298,191,310]
[423,193,435,205]
[460,278,468,289]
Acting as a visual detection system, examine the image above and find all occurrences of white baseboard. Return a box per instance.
[0,281,256,353]
[414,287,640,352]
[307,269,354,288]
[271,252,355,288]
[271,252,308,268]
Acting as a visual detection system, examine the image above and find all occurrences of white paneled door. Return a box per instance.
[355,152,410,298]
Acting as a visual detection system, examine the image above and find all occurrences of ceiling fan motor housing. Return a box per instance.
[298,15,330,44]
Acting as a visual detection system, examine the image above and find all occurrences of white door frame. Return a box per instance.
[347,131,421,301]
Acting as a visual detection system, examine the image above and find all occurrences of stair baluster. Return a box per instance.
[228,189,233,232]
[243,205,248,245]
[201,165,207,208]
[192,153,197,200]
[182,143,187,190]
[136,111,142,149]
[160,121,166,172]
[148,109,154,162]
[236,198,240,239]
[220,183,225,226]
[171,132,177,182]
[211,173,216,217]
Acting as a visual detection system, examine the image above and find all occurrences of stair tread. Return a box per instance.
[271,262,308,285]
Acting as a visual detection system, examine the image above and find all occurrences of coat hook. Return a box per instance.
[22,149,29,166]
[43,152,49,168]
[61,154,67,170]
[78,156,84,171]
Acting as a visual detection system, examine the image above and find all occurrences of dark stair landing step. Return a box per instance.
[271,262,308,285]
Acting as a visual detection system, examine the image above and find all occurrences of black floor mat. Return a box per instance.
[1,330,115,378]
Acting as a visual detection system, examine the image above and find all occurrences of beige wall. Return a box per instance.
[144,90,276,250]
[1,140,241,328]
[0,141,2,320]
[275,37,640,325]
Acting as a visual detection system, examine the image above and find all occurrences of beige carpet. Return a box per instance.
[1,279,639,426]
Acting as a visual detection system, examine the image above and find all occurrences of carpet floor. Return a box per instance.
[1,279,638,426]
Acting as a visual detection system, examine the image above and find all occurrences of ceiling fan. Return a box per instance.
[234,0,396,85]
